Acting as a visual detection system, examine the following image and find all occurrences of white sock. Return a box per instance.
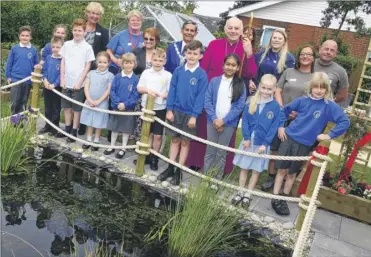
[87,136,92,142]
[94,137,100,143]
[110,132,119,151]
[121,133,129,148]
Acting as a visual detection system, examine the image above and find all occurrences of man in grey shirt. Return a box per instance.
[314,40,349,104]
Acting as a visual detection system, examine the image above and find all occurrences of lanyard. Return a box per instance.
[129,33,140,51]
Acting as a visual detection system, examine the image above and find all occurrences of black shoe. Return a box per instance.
[262,175,275,192]
[78,124,86,135]
[39,126,51,134]
[91,145,99,151]
[271,199,290,216]
[103,149,115,155]
[157,164,175,181]
[170,168,182,186]
[115,150,126,159]
[82,143,91,149]
[66,136,76,143]
[133,154,152,165]
[55,132,66,138]
[150,155,158,171]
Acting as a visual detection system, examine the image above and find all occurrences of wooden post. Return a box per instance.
[135,95,155,177]
[296,139,331,231]
[30,67,42,131]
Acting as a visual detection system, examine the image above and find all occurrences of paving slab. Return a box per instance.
[252,197,299,223]
[312,208,341,239]
[310,232,369,257]
[339,217,371,251]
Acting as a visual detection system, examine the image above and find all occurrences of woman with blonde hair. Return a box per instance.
[250,29,295,93]
[271,72,349,216]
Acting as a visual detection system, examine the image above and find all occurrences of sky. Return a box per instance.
[194,1,234,17]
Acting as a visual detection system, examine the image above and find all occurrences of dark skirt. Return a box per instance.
[107,113,135,134]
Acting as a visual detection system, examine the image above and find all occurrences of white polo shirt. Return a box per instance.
[138,68,172,110]
[60,39,95,89]
[216,75,233,119]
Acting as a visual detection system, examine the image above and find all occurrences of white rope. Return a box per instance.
[312,151,333,162]
[292,161,328,257]
[150,149,301,202]
[154,117,313,161]
[51,88,142,116]
[0,76,32,90]
[38,113,136,150]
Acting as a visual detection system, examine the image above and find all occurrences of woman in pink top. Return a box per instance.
[186,17,257,174]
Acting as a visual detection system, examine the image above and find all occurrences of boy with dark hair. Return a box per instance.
[39,36,64,134]
[157,40,208,185]
[6,26,39,114]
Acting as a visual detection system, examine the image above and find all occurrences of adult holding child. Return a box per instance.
[186,16,257,174]
[106,9,144,75]
[262,44,316,191]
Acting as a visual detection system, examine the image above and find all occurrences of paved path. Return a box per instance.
[35,118,371,257]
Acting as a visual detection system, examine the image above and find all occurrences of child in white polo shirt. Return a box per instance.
[136,48,172,170]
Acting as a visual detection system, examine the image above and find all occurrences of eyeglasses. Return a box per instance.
[144,37,155,42]
[300,53,314,57]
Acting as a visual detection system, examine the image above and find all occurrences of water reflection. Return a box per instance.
[1,153,171,257]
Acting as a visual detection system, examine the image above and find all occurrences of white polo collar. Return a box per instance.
[149,67,165,73]
[121,71,133,78]
[221,75,233,82]
[185,62,199,73]
[19,42,32,48]
[51,54,62,59]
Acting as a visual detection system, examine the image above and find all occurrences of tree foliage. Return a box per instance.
[320,1,371,38]
[218,1,260,31]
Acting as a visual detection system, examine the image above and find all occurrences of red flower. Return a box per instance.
[366,185,371,190]
[338,187,347,194]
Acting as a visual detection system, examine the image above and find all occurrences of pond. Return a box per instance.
[1,148,292,257]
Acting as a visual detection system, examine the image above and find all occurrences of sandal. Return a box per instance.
[231,191,243,206]
[241,193,251,210]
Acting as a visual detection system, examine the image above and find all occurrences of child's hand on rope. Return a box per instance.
[258,145,266,154]
[317,134,330,141]
[118,103,125,111]
[7,78,12,84]
[243,140,250,149]
[48,84,55,90]
[166,111,174,122]
[278,127,287,141]
[88,99,95,107]
[187,117,196,129]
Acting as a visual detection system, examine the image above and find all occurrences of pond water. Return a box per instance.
[1,148,292,257]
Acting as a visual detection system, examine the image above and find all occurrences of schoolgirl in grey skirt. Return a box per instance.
[104,53,140,159]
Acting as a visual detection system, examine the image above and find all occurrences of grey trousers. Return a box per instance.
[11,82,31,115]
[204,124,235,180]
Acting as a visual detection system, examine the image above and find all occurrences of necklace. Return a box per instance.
[129,32,141,51]
[225,40,239,57]
[174,42,186,66]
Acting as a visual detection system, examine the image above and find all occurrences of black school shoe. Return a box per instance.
[39,126,52,134]
[271,199,290,216]
[115,150,126,159]
[150,155,159,171]
[82,143,91,149]
[103,149,115,155]
[133,154,152,165]
[91,144,99,151]
[157,164,175,181]
[170,168,182,186]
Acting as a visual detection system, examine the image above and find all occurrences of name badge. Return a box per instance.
[96,32,101,36]
[289,79,297,82]
[128,42,132,46]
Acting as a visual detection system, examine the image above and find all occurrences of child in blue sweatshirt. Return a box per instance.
[231,74,280,208]
[39,37,63,135]
[203,54,246,182]
[272,72,350,216]
[40,24,67,65]
[104,53,139,159]
[6,26,39,114]
[157,40,208,185]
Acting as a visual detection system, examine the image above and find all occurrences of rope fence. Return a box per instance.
[0,76,32,90]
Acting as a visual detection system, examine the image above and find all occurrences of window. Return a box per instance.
[260,25,285,48]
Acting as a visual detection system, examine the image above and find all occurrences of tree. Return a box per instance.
[320,1,371,39]
[119,0,198,16]
[218,1,260,31]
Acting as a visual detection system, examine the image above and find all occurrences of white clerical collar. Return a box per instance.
[121,71,133,78]
[19,42,31,48]
[185,62,199,73]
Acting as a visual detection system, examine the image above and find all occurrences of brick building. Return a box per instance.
[228,1,371,59]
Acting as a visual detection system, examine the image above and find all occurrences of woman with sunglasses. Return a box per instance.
[133,27,160,76]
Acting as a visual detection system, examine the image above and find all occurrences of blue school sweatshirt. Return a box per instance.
[167,64,208,118]
[204,76,246,127]
[253,48,295,84]
[280,96,350,146]
[110,73,139,110]
[6,44,39,85]
[242,100,281,147]
[42,55,61,87]
[41,43,52,61]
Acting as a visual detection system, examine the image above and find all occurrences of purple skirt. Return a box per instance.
[186,112,236,173]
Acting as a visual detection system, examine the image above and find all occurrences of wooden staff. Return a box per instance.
[239,12,254,78]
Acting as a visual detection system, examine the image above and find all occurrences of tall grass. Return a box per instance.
[151,182,242,257]
[1,117,35,173]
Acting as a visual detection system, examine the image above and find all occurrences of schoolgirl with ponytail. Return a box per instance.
[203,54,246,181]
[231,74,280,209]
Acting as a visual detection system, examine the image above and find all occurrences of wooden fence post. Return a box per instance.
[296,139,331,231]
[135,95,155,177]
[30,67,42,131]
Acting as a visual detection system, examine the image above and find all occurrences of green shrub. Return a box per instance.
[334,55,361,77]
[1,115,35,173]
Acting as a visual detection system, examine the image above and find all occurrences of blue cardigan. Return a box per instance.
[204,76,246,127]
[242,100,281,147]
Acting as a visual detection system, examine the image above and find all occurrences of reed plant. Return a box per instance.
[149,182,242,257]
[1,115,35,173]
